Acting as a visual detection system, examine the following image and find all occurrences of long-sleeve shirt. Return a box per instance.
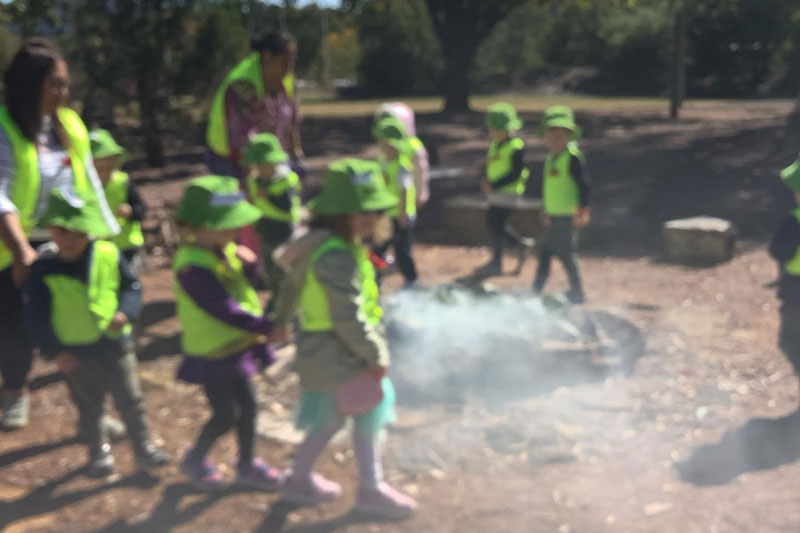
[489,142,526,191]
[174,264,274,385]
[530,152,592,207]
[769,213,800,303]
[0,115,119,241]
[24,242,141,359]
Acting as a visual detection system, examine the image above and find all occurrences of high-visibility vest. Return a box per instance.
[246,169,301,223]
[298,236,381,332]
[486,137,529,196]
[173,243,264,358]
[207,53,265,158]
[103,170,144,251]
[380,155,416,218]
[543,143,585,216]
[0,105,93,270]
[43,240,132,345]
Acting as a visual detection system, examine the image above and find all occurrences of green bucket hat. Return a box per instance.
[89,128,127,162]
[485,102,523,132]
[241,133,289,165]
[308,159,398,215]
[175,175,262,230]
[781,154,800,192]
[372,117,410,152]
[539,105,582,139]
[39,188,115,238]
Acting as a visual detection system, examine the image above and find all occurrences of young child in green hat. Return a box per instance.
[24,188,170,477]
[533,105,592,303]
[172,175,284,491]
[372,117,419,287]
[769,154,800,380]
[271,159,417,519]
[89,129,146,276]
[480,102,534,275]
[242,133,301,300]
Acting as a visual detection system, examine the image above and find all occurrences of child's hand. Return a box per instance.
[236,245,258,265]
[116,203,132,219]
[11,244,37,288]
[368,365,387,380]
[55,352,80,374]
[268,325,291,344]
[108,311,130,332]
[573,207,591,228]
[481,179,492,196]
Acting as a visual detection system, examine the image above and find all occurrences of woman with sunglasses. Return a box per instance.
[0,38,118,429]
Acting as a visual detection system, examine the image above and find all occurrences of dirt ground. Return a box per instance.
[3,101,800,533]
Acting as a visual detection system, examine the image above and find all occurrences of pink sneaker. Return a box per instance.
[236,458,283,491]
[355,483,417,519]
[281,471,342,506]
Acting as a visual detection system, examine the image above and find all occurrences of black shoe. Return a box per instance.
[566,289,586,305]
[88,444,115,477]
[135,443,172,471]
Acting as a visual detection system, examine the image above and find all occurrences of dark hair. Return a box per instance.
[3,38,64,141]
[309,214,355,242]
[250,32,295,56]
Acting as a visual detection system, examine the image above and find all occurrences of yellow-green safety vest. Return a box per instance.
[103,170,144,251]
[380,155,416,218]
[246,170,301,223]
[298,237,382,332]
[543,143,585,216]
[43,240,132,345]
[207,53,265,158]
[785,208,800,275]
[283,73,295,99]
[486,137,529,196]
[173,243,264,358]
[0,105,92,270]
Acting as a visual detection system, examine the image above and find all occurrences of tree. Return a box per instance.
[424,0,532,112]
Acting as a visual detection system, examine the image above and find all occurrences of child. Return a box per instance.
[372,117,419,288]
[173,176,283,490]
[272,159,417,519]
[480,102,534,275]
[89,129,146,276]
[533,106,591,304]
[768,155,800,380]
[24,189,170,477]
[242,133,301,299]
[374,103,431,208]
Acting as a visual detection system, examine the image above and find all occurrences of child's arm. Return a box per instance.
[570,154,591,227]
[114,251,142,328]
[176,266,272,336]
[315,250,389,369]
[125,180,146,222]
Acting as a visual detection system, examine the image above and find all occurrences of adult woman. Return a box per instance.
[206,32,304,180]
[0,38,118,429]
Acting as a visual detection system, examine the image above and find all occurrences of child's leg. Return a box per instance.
[486,205,506,264]
[261,239,287,298]
[533,245,554,293]
[553,221,584,301]
[353,430,384,489]
[392,219,418,283]
[105,351,151,452]
[779,303,800,377]
[64,363,106,454]
[290,419,345,480]
[231,376,257,467]
[189,379,238,462]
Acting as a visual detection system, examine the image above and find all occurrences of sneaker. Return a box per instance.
[135,443,172,471]
[282,471,342,506]
[566,288,586,305]
[236,458,283,491]
[1,392,29,430]
[355,482,418,519]
[87,444,115,477]
[102,416,127,443]
[180,452,226,490]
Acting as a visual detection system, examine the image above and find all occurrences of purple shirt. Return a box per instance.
[175,265,274,385]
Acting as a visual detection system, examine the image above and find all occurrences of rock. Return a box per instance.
[663,217,737,263]
[256,412,304,445]
[443,195,544,245]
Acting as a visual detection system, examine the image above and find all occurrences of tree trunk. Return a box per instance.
[669,8,687,119]
[442,45,474,113]
[135,67,164,167]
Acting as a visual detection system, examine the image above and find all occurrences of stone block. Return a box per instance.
[443,195,544,245]
[663,216,737,263]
